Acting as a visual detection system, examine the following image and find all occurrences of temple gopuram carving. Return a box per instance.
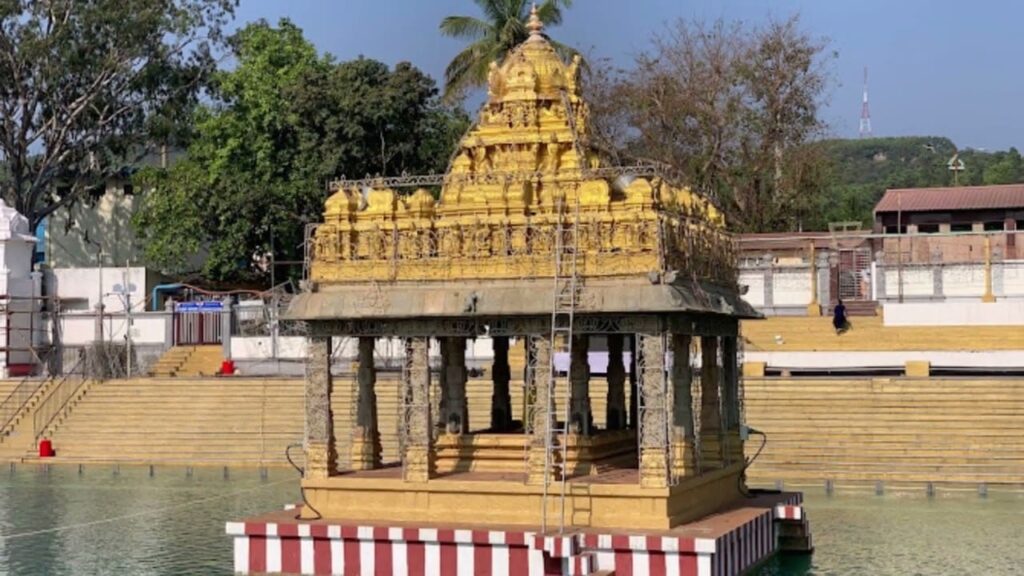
[307,14,734,286]
[231,9,813,575]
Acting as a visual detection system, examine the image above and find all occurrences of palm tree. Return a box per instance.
[440,0,576,101]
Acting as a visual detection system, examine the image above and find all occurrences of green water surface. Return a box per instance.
[1,465,1022,575]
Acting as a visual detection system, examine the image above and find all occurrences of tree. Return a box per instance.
[134,19,468,282]
[440,0,575,101]
[0,0,236,230]
[588,16,834,232]
[982,148,1022,185]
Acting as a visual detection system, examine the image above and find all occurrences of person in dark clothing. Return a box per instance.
[833,299,848,334]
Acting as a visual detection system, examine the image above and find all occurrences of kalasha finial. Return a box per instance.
[527,3,544,38]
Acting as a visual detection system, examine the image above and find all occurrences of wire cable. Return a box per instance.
[739,427,768,498]
[285,442,322,520]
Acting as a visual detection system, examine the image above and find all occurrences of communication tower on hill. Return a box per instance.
[859,66,872,138]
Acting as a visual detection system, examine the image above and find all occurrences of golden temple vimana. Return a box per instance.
[308,10,733,285]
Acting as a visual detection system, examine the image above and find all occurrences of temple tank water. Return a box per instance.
[1,465,1022,575]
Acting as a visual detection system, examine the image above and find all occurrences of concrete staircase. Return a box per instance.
[744,376,1024,486]
[149,345,224,377]
[742,316,1024,352]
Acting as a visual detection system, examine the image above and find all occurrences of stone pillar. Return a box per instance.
[163,300,175,350]
[304,336,336,479]
[983,236,996,303]
[806,242,821,316]
[932,266,944,299]
[763,266,775,309]
[94,302,106,343]
[350,337,381,470]
[403,337,434,482]
[874,252,887,301]
[720,336,743,464]
[569,335,592,435]
[670,334,696,478]
[220,296,232,360]
[605,334,627,430]
[638,332,669,488]
[699,336,724,469]
[527,334,555,485]
[628,334,639,429]
[442,337,469,433]
[490,336,513,431]
[434,339,449,435]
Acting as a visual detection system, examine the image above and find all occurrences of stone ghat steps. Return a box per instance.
[748,411,1024,424]
[752,444,1024,460]
[741,316,1024,351]
[0,381,19,402]
[26,456,298,468]
[149,346,225,377]
[41,376,633,466]
[747,397,1024,408]
[745,376,1024,485]
[747,467,1024,485]
[745,381,1024,392]
[746,428,1024,441]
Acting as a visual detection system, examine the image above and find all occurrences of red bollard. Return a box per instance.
[39,439,55,458]
[220,360,235,375]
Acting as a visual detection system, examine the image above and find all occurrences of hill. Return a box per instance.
[809,137,1023,229]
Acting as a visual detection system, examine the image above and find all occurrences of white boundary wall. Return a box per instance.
[747,350,1024,370]
[883,301,1024,326]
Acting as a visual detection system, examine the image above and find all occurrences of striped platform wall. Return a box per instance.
[226,501,803,575]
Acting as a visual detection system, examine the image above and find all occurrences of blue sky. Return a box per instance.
[235,0,1024,151]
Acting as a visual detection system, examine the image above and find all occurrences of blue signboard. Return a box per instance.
[176,301,223,312]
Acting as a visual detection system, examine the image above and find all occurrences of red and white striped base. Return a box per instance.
[227,495,807,576]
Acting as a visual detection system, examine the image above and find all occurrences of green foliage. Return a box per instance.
[589,16,833,232]
[134,19,468,282]
[439,0,576,100]
[0,0,236,229]
[808,137,1024,229]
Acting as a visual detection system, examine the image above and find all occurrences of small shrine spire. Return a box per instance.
[527,3,544,39]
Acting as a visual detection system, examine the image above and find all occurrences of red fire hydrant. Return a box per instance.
[220,360,235,376]
[38,439,55,458]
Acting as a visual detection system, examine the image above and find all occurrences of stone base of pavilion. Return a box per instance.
[227,482,811,576]
[301,462,745,531]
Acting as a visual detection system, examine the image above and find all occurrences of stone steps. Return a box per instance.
[742,316,1024,352]
[745,376,1024,485]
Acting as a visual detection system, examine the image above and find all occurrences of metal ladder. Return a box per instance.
[541,198,581,534]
